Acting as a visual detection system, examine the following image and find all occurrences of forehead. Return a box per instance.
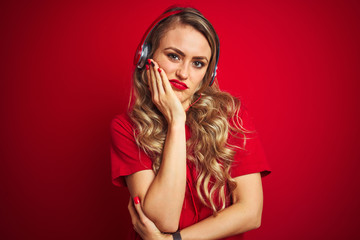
[159,24,211,58]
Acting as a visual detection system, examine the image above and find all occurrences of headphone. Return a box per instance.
[133,9,220,86]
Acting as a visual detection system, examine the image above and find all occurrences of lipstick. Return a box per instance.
[169,79,188,90]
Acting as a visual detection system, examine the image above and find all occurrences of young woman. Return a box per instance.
[111,6,271,240]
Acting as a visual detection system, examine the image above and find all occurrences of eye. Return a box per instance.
[193,61,205,68]
[167,53,180,61]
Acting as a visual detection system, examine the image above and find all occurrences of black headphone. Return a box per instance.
[133,9,220,86]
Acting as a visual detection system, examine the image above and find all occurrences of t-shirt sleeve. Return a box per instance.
[110,113,153,187]
[228,107,271,178]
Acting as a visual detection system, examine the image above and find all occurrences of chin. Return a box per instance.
[174,92,189,105]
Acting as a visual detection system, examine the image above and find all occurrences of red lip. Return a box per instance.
[169,79,188,90]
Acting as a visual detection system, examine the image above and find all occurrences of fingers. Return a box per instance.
[147,59,165,97]
[147,60,158,101]
[146,64,153,96]
[133,196,148,224]
[147,59,172,93]
[157,65,172,93]
[128,197,138,225]
[128,196,164,239]
[128,197,147,228]
[153,62,165,95]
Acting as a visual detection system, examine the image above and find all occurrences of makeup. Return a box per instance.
[169,79,188,90]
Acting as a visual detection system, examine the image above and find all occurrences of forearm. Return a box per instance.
[180,202,262,240]
[142,121,187,231]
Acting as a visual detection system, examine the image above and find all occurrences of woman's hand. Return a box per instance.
[146,59,186,124]
[128,197,172,240]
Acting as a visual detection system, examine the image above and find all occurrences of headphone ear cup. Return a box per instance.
[137,43,151,69]
[209,66,218,86]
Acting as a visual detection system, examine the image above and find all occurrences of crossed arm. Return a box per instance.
[124,119,264,238]
[177,173,263,239]
[125,122,187,232]
[127,170,264,240]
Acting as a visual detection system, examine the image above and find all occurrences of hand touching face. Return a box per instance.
[152,24,211,110]
[146,58,186,124]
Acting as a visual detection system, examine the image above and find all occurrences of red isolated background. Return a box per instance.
[1,0,359,239]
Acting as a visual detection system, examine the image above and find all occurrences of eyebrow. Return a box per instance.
[164,47,209,63]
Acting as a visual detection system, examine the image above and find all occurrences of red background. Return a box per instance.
[1,0,359,239]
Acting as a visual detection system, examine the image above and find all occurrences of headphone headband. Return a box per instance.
[133,9,219,86]
[133,10,182,67]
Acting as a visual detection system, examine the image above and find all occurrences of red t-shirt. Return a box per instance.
[110,110,271,240]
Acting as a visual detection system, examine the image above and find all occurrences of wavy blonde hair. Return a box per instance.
[129,7,248,214]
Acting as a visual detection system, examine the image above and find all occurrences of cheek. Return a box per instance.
[194,70,207,84]
[154,57,176,74]
[159,62,177,74]
[190,71,207,91]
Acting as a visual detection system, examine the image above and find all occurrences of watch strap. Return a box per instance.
[172,230,182,240]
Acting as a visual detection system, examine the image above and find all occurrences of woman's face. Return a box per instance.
[152,24,212,110]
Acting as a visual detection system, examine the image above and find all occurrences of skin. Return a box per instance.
[129,173,263,240]
[151,23,211,113]
[126,23,264,239]
[125,23,211,233]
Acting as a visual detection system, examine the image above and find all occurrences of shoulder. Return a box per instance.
[228,104,272,177]
[110,112,153,187]
[110,112,135,135]
[238,104,256,131]
[228,101,257,134]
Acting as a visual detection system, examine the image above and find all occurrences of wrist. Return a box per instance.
[167,111,186,125]
[168,119,186,129]
[162,233,174,240]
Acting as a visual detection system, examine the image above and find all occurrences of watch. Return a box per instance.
[172,230,182,240]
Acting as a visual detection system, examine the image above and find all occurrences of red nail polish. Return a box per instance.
[134,197,140,204]
[158,68,162,73]
[147,59,151,65]
[146,64,149,70]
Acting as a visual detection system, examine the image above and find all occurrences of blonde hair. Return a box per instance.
[129,7,247,214]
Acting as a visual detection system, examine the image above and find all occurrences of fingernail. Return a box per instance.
[158,68,162,73]
[147,59,151,65]
[134,197,140,204]
[145,64,149,70]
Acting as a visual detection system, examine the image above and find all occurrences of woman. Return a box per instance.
[111,6,271,240]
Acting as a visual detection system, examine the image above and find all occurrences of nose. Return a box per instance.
[176,63,189,80]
